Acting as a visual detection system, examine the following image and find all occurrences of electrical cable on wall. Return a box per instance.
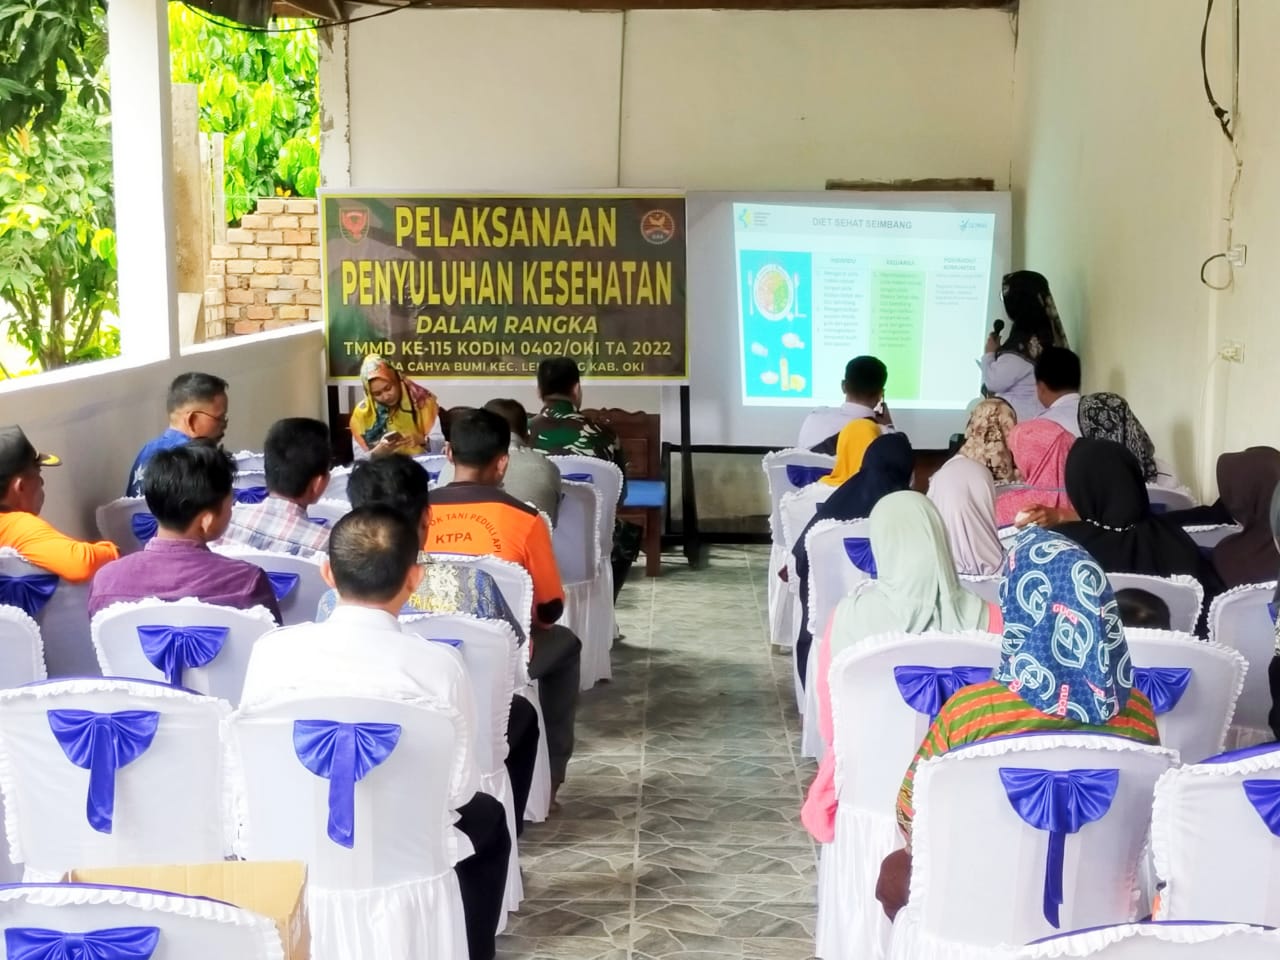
[182,1,425,33]
[1199,0,1243,292]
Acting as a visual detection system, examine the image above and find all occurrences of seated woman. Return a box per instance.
[1076,392,1183,488]
[791,431,914,686]
[1210,446,1280,588]
[820,418,882,489]
[980,272,1069,424]
[993,420,1075,527]
[801,490,1000,842]
[927,455,1004,577]
[875,526,1159,920]
[349,354,441,457]
[956,397,1019,484]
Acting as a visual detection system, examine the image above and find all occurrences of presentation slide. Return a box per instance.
[733,203,996,411]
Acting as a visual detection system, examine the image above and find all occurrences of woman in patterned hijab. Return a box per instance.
[958,398,1019,484]
[1078,393,1158,483]
[1000,271,1069,361]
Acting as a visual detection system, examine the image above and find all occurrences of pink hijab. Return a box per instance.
[994,420,1076,527]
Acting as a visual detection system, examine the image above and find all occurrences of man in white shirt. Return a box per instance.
[1033,346,1083,437]
[240,506,509,960]
[797,356,892,451]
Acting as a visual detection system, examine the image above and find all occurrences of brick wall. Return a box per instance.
[204,197,322,338]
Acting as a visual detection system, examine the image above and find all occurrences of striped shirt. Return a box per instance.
[218,495,330,559]
[896,680,1159,840]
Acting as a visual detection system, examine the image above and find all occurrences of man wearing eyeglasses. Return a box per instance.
[126,372,230,497]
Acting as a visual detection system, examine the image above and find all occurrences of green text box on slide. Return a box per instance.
[870,269,925,399]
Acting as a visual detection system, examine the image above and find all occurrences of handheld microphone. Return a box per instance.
[993,319,1005,338]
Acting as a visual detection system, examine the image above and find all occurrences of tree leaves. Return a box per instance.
[0,0,108,136]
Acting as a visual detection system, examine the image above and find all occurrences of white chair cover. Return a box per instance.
[91,598,278,705]
[95,498,156,556]
[553,480,609,690]
[998,525,1021,550]
[308,497,352,527]
[1183,524,1242,550]
[817,630,1003,960]
[959,575,1002,605]
[799,518,872,759]
[233,449,267,473]
[1152,742,1280,927]
[0,605,46,689]
[1015,921,1280,958]
[762,450,835,649]
[400,613,523,914]
[210,546,328,627]
[0,883,283,960]
[548,455,622,644]
[231,694,469,960]
[232,471,268,498]
[1207,581,1278,748]
[0,678,231,881]
[0,549,96,677]
[1105,573,1203,635]
[1123,628,1245,763]
[412,453,449,485]
[1146,487,1197,513]
[327,466,353,501]
[890,734,1178,960]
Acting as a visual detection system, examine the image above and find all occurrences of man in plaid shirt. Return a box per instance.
[218,418,332,558]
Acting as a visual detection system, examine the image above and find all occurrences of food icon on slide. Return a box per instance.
[750,342,769,358]
[753,264,795,321]
[781,332,805,350]
[739,249,813,401]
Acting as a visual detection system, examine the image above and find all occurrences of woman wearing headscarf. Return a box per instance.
[348,354,441,457]
[1266,484,1280,741]
[993,420,1075,527]
[981,271,1069,423]
[801,491,999,842]
[875,527,1159,919]
[1211,447,1280,588]
[791,431,915,685]
[957,398,1019,484]
[821,418,882,488]
[1078,393,1158,482]
[927,455,1005,577]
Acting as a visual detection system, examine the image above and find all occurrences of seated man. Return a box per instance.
[797,355,892,453]
[0,426,118,582]
[241,507,510,960]
[313,454,540,827]
[218,417,331,558]
[431,407,582,802]
[440,399,562,524]
[1033,346,1083,437]
[90,443,281,622]
[127,372,229,496]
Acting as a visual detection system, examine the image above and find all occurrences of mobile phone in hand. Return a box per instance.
[382,430,404,445]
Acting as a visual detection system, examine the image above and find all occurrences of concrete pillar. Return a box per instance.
[105,0,179,362]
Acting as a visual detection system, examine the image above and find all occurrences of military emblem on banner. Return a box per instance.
[640,209,676,245]
[339,204,371,243]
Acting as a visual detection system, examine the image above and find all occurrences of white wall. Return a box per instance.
[0,328,327,540]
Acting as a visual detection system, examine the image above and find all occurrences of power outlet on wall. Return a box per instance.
[1219,340,1246,363]
[1227,244,1248,267]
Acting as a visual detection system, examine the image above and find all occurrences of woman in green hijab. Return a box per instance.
[802,490,1001,841]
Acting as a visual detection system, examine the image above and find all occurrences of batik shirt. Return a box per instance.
[528,397,628,502]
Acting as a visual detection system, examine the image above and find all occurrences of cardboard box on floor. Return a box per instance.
[67,861,308,960]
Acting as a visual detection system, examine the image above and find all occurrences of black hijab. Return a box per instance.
[1054,438,1210,582]
[999,271,1069,361]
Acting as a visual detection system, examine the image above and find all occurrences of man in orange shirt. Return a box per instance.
[0,426,118,582]
[428,407,581,800]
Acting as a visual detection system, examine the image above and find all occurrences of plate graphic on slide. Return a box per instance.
[739,249,813,401]
[753,265,794,321]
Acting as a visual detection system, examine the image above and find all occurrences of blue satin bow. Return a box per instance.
[893,666,991,718]
[785,465,827,488]
[1149,502,1169,515]
[46,710,160,834]
[430,637,462,648]
[563,473,594,484]
[1243,779,1280,837]
[234,486,269,505]
[266,572,300,602]
[0,574,58,618]
[293,720,402,848]
[135,624,229,686]
[128,513,158,544]
[999,767,1120,928]
[1133,667,1191,716]
[4,926,160,960]
[843,537,877,577]
[308,517,328,527]
[427,471,441,483]
[1269,602,1278,626]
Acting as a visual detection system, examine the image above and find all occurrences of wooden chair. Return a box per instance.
[582,408,666,577]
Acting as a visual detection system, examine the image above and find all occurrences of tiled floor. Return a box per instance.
[499,545,817,960]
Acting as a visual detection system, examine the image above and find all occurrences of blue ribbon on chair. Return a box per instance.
[293,720,402,848]
[785,465,827,488]
[234,486,269,505]
[46,710,160,834]
[999,767,1120,928]
[4,926,160,960]
[427,471,440,483]
[429,637,463,648]
[1243,779,1280,837]
[1149,502,1169,515]
[135,624,229,686]
[893,666,992,719]
[267,572,300,602]
[563,473,594,484]
[1269,602,1278,625]
[1133,667,1192,716]
[843,537,877,577]
[0,574,58,618]
[308,517,328,527]
[128,513,158,544]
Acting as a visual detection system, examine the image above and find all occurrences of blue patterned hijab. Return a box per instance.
[995,525,1132,724]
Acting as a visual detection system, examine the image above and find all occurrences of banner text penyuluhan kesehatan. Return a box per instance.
[321,194,687,381]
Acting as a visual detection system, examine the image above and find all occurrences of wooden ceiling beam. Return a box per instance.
[273,0,1013,15]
